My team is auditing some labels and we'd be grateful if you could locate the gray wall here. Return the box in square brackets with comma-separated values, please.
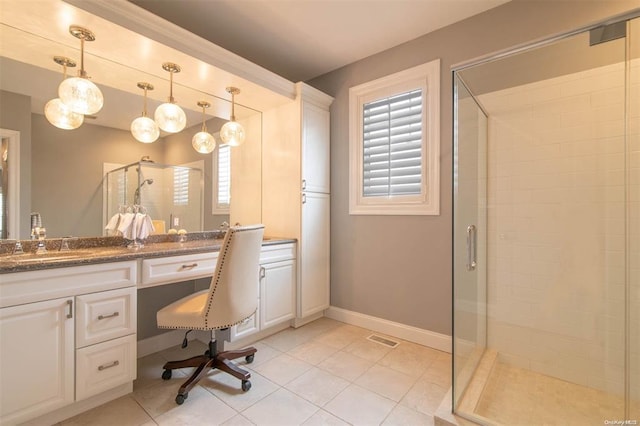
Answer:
[309, 0, 639, 336]
[163, 117, 230, 231]
[31, 113, 165, 238]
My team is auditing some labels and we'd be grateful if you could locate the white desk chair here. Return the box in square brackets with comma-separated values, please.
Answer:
[157, 224, 264, 404]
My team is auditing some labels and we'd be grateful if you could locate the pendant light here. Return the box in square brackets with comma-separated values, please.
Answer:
[58, 26, 104, 115]
[154, 62, 186, 133]
[220, 87, 246, 147]
[131, 82, 160, 143]
[192, 101, 216, 154]
[44, 56, 84, 130]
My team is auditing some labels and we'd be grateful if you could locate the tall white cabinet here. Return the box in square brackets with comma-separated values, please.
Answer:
[263, 82, 333, 322]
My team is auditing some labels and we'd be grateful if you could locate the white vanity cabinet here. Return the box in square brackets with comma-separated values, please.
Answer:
[140, 251, 219, 288]
[263, 83, 333, 323]
[75, 287, 137, 401]
[260, 259, 296, 329]
[231, 242, 296, 340]
[0, 261, 137, 426]
[0, 297, 75, 425]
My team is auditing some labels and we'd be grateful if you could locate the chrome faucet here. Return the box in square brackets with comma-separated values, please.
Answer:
[59, 237, 77, 252]
[34, 227, 47, 254]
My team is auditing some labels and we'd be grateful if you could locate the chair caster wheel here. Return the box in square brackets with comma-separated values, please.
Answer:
[241, 380, 251, 391]
[175, 393, 188, 405]
[245, 354, 255, 364]
[162, 370, 172, 380]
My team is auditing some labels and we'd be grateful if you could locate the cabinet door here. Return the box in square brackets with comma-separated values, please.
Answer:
[260, 260, 296, 329]
[301, 101, 330, 193]
[299, 192, 330, 318]
[230, 308, 260, 341]
[0, 297, 74, 425]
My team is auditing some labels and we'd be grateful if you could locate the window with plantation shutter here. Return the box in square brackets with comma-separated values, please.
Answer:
[212, 143, 231, 213]
[349, 59, 440, 215]
[363, 89, 423, 197]
[173, 167, 189, 206]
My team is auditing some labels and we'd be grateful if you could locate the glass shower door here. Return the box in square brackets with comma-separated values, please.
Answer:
[452, 74, 488, 413]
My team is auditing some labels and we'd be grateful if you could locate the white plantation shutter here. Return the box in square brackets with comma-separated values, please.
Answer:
[217, 144, 231, 208]
[349, 59, 440, 215]
[173, 167, 189, 206]
[362, 89, 423, 197]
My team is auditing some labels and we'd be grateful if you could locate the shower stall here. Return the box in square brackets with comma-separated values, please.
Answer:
[453, 14, 639, 425]
[104, 160, 203, 235]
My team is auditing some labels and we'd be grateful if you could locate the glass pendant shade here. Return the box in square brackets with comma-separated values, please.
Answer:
[44, 98, 84, 130]
[155, 62, 186, 133]
[192, 131, 216, 153]
[59, 26, 104, 115]
[220, 120, 245, 147]
[131, 116, 159, 143]
[58, 76, 104, 115]
[155, 102, 186, 133]
[131, 82, 159, 143]
[220, 87, 245, 146]
[192, 100, 216, 153]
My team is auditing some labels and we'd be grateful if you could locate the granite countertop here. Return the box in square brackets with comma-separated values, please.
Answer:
[0, 232, 295, 274]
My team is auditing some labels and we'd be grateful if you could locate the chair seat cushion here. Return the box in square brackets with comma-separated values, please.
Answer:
[157, 289, 209, 330]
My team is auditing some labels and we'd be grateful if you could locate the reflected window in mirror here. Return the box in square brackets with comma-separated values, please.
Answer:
[173, 167, 190, 206]
[213, 144, 230, 214]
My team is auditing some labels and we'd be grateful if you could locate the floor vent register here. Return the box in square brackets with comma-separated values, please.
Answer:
[366, 334, 400, 348]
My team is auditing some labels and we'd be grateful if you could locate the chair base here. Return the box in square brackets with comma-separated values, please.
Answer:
[161, 338, 257, 404]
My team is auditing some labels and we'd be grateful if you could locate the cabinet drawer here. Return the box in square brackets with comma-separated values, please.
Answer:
[260, 243, 295, 264]
[231, 308, 259, 341]
[0, 261, 137, 308]
[141, 252, 218, 288]
[76, 287, 136, 348]
[76, 334, 136, 401]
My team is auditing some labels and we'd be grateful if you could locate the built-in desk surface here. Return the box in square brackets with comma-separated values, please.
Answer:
[0, 234, 295, 274]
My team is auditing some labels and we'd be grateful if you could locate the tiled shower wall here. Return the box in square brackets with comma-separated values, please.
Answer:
[479, 59, 639, 396]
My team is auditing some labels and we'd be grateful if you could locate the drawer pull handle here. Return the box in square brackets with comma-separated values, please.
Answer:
[98, 312, 120, 320]
[180, 263, 198, 270]
[98, 360, 120, 371]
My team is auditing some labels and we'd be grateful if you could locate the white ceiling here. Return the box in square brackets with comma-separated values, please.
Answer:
[130, 0, 511, 82]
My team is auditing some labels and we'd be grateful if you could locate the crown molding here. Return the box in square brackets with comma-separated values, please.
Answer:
[63, 0, 297, 101]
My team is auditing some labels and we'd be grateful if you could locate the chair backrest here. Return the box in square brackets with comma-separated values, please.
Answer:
[203, 224, 264, 329]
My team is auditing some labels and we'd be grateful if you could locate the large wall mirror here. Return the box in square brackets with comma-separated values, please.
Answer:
[0, 0, 280, 240]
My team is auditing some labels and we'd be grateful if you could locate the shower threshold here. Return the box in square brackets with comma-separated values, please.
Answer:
[439, 350, 635, 426]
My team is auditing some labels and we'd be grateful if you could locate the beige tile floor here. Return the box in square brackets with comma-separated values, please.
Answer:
[59, 318, 451, 426]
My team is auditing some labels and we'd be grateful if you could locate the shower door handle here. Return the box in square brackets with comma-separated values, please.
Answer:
[466, 225, 477, 271]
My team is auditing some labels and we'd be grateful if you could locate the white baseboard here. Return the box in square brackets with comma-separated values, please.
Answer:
[325, 306, 452, 353]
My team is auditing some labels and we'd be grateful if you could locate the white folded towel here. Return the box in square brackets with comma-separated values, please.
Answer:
[139, 214, 155, 239]
[117, 212, 135, 239]
[105, 213, 122, 236]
